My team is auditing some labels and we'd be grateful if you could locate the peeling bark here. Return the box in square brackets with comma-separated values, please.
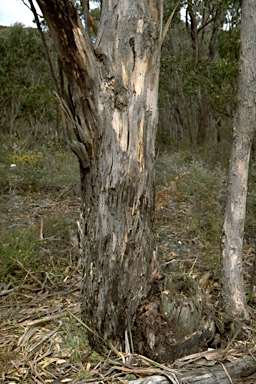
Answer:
[80, 1, 163, 348]
[35, 0, 163, 350]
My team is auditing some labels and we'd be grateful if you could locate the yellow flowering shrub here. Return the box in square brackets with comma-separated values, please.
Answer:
[10, 151, 44, 192]
[11, 152, 43, 166]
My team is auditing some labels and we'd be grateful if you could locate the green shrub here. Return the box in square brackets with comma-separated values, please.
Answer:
[9, 150, 45, 192]
[0, 226, 40, 282]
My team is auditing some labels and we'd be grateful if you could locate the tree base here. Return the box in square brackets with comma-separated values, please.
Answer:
[132, 274, 215, 363]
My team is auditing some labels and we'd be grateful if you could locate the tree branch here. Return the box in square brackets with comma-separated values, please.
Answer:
[160, 5, 178, 47]
[27, 0, 59, 95]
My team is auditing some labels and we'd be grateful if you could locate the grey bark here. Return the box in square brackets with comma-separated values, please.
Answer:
[220, 0, 256, 321]
[35, 0, 163, 350]
[132, 275, 215, 363]
[129, 356, 256, 384]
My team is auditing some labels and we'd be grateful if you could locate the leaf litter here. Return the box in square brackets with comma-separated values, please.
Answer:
[1, 157, 256, 383]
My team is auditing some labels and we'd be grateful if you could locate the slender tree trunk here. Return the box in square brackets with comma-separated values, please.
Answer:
[251, 131, 256, 161]
[35, 0, 163, 350]
[197, 82, 207, 146]
[177, 74, 194, 146]
[220, 0, 256, 321]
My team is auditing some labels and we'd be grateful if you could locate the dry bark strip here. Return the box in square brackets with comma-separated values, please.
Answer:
[129, 356, 256, 384]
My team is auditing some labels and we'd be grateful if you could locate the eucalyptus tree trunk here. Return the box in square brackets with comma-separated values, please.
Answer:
[220, 0, 256, 321]
[35, 0, 163, 350]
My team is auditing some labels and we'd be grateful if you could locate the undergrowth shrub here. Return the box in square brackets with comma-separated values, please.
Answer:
[0, 134, 79, 194]
[156, 150, 227, 262]
[0, 218, 77, 285]
[0, 226, 40, 282]
[9, 151, 45, 192]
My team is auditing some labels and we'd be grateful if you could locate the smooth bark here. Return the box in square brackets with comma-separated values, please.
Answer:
[220, 0, 256, 320]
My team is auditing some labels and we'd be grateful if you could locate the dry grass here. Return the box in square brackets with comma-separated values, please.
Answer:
[1, 267, 256, 384]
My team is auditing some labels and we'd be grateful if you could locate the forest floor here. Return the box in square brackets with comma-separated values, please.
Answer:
[1, 149, 256, 383]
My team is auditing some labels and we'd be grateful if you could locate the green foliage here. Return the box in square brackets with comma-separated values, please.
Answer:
[89, 351, 100, 361]
[0, 226, 40, 281]
[9, 151, 45, 192]
[0, 139, 79, 284]
[163, 0, 184, 24]
[179, 159, 224, 245]
[158, 1, 241, 146]
[156, 149, 227, 259]
[0, 133, 79, 194]
[204, 28, 240, 114]
[63, 318, 90, 369]
[218, 28, 240, 61]
[0, 23, 56, 137]
[0, 217, 76, 284]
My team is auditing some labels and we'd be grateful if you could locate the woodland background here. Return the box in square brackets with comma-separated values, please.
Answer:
[1, 1, 256, 383]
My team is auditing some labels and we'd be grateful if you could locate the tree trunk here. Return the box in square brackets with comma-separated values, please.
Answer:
[197, 82, 207, 146]
[35, 0, 163, 350]
[220, 0, 256, 321]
